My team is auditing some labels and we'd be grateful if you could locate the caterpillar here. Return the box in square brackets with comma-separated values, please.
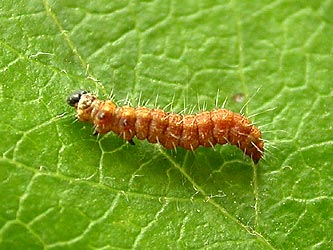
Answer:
[67, 90, 264, 163]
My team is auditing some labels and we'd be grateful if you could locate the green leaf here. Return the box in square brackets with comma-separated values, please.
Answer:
[1, 0, 333, 249]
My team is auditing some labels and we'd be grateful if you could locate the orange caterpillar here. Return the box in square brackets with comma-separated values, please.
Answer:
[67, 90, 264, 163]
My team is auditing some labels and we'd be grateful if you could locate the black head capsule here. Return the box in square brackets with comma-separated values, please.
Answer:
[66, 90, 88, 107]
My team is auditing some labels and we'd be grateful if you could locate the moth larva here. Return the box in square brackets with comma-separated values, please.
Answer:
[67, 90, 264, 163]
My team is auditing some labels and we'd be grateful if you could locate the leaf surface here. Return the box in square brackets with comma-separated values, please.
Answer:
[1, 1, 333, 249]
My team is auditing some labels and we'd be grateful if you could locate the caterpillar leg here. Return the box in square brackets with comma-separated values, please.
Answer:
[128, 139, 135, 145]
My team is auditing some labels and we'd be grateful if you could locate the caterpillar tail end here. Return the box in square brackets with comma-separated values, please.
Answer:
[249, 142, 264, 164]
[252, 155, 261, 164]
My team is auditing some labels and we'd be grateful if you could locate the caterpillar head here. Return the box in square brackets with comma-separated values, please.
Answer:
[66, 90, 89, 107]
[67, 90, 98, 122]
